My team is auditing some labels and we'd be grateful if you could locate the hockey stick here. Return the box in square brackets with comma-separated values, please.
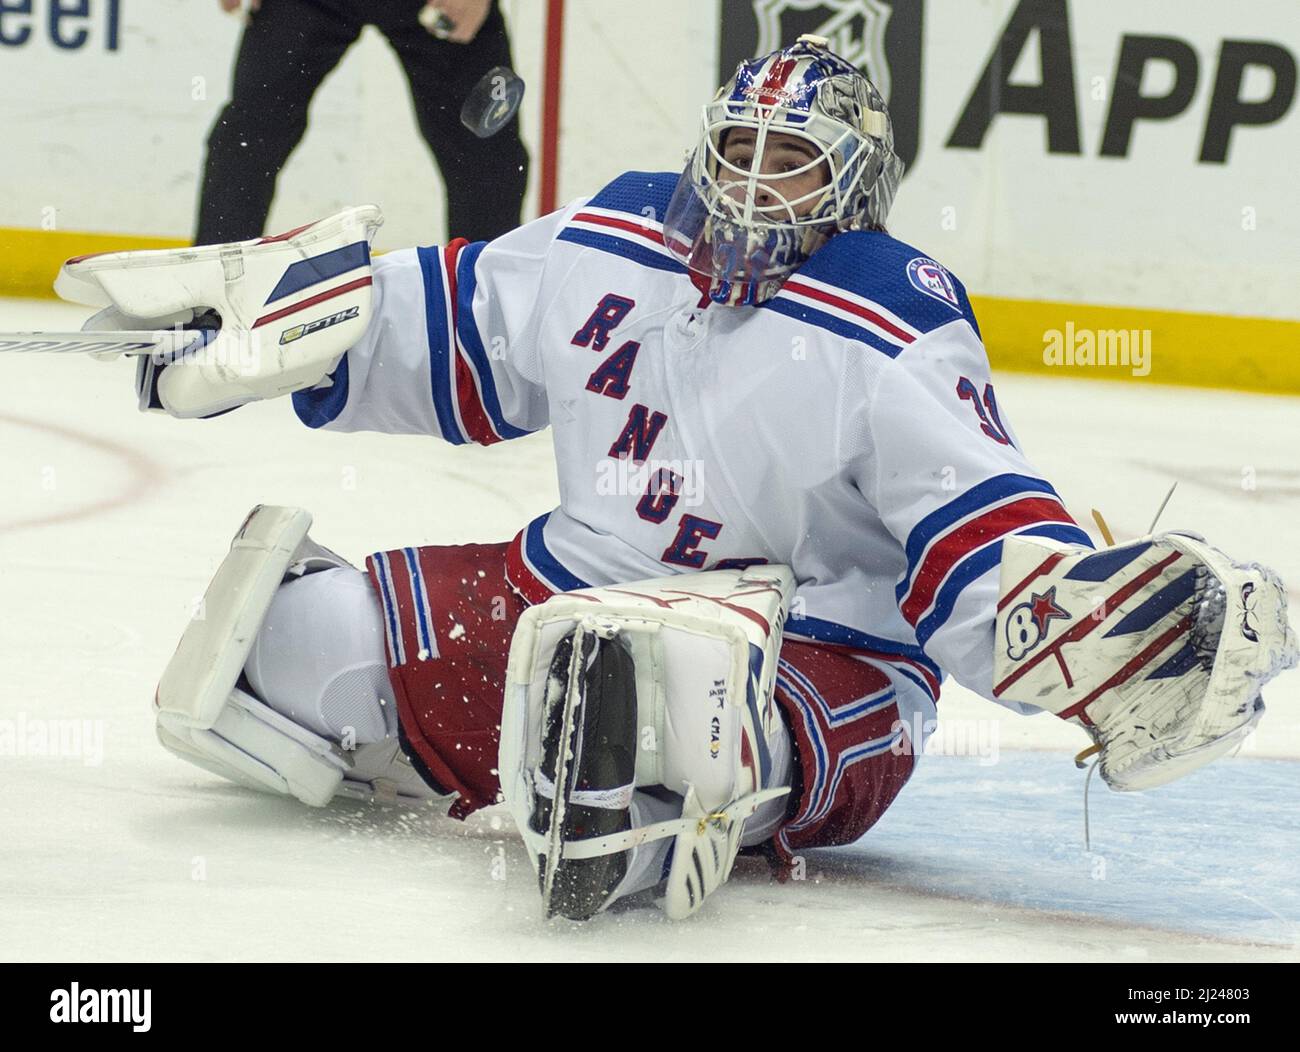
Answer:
[0, 330, 200, 357]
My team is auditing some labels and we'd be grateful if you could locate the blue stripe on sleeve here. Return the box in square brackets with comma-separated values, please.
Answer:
[913, 522, 1093, 646]
[525, 514, 591, 592]
[914, 542, 1004, 647]
[900, 474, 1064, 588]
[455, 242, 535, 441]
[417, 246, 468, 445]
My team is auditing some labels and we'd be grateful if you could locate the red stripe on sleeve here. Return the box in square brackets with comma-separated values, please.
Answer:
[505, 531, 557, 606]
[454, 354, 503, 446]
[901, 497, 1076, 626]
[441, 239, 500, 446]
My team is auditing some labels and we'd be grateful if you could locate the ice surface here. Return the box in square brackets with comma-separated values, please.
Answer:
[1, 297, 1296, 961]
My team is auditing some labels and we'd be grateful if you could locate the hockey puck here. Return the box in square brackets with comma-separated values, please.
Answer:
[460, 66, 525, 138]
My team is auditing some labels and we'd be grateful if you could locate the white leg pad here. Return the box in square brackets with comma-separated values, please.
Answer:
[154, 504, 443, 807]
[159, 687, 348, 806]
[157, 504, 318, 731]
[501, 565, 796, 920]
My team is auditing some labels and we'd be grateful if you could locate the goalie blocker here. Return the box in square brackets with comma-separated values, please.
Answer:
[50, 206, 383, 419]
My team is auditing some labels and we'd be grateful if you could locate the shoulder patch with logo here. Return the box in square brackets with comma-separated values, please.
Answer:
[906, 257, 961, 311]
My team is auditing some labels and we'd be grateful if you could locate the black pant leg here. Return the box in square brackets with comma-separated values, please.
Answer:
[371, 0, 530, 242]
[195, 0, 364, 244]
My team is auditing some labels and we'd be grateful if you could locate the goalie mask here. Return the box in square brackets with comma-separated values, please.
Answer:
[663, 34, 904, 307]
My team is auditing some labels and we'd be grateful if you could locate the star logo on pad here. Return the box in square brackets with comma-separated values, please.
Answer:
[1028, 587, 1071, 635]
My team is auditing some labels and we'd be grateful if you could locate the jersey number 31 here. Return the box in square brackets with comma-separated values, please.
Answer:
[956, 377, 1013, 447]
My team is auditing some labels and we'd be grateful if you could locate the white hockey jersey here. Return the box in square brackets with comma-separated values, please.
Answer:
[293, 171, 1092, 731]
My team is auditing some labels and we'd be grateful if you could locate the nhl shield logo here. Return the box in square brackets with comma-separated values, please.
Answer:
[718, 0, 922, 173]
[756, 0, 894, 100]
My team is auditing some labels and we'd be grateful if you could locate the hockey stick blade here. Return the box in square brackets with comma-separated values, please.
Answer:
[0, 330, 199, 357]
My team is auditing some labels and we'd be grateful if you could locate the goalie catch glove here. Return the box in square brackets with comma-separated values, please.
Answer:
[57, 206, 382, 419]
[993, 530, 1297, 790]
